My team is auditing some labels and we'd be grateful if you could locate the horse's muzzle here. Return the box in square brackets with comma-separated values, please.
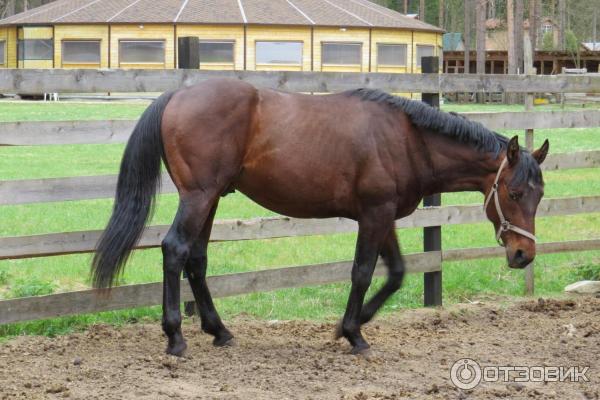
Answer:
[507, 248, 534, 269]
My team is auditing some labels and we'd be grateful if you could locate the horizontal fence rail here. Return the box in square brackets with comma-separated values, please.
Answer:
[0, 252, 441, 324]
[1, 152, 597, 205]
[3, 110, 600, 146]
[2, 195, 599, 260]
[1, 69, 600, 94]
[3, 237, 600, 325]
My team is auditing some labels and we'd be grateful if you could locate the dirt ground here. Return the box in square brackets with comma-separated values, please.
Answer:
[1, 296, 600, 400]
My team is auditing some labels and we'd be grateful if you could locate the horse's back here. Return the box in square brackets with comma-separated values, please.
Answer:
[160, 79, 417, 220]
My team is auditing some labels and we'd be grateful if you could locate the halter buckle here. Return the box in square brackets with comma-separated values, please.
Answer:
[500, 221, 510, 232]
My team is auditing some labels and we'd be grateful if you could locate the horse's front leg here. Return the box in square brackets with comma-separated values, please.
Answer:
[359, 228, 405, 325]
[336, 204, 396, 355]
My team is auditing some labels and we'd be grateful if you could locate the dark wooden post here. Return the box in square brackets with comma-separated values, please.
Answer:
[421, 56, 443, 307]
[178, 36, 199, 317]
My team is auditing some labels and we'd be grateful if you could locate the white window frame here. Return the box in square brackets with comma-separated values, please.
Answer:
[119, 40, 165, 65]
[61, 40, 101, 65]
[376, 43, 407, 67]
[255, 41, 303, 66]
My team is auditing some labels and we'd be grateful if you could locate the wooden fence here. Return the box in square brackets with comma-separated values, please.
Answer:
[1, 69, 600, 325]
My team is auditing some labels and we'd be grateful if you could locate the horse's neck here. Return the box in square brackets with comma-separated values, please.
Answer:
[420, 133, 501, 196]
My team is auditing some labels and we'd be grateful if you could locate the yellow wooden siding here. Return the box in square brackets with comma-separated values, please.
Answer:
[18, 26, 53, 40]
[54, 25, 108, 68]
[177, 24, 244, 70]
[413, 31, 439, 73]
[110, 24, 175, 69]
[246, 26, 311, 71]
[7, 26, 17, 67]
[314, 27, 369, 72]
[371, 29, 412, 73]
[18, 60, 52, 68]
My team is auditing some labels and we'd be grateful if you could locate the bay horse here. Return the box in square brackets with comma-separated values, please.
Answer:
[92, 79, 549, 356]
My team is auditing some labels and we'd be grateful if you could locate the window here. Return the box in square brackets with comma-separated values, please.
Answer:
[377, 43, 407, 66]
[119, 40, 165, 64]
[416, 45, 435, 68]
[542, 23, 553, 34]
[199, 41, 234, 64]
[18, 39, 53, 60]
[62, 40, 101, 64]
[255, 41, 303, 65]
[0, 41, 5, 64]
[322, 42, 362, 65]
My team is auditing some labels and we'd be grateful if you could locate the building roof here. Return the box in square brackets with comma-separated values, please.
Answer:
[0, 0, 443, 32]
[442, 32, 463, 51]
[582, 42, 600, 52]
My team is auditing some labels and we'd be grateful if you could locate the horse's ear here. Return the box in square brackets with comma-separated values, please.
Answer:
[507, 136, 520, 166]
[532, 139, 550, 165]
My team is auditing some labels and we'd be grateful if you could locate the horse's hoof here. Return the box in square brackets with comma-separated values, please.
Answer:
[333, 321, 343, 340]
[213, 332, 235, 347]
[166, 341, 188, 357]
[350, 344, 371, 357]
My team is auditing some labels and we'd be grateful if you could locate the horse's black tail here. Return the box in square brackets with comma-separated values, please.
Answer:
[91, 91, 176, 289]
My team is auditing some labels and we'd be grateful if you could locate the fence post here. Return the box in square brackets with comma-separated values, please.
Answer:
[523, 34, 535, 296]
[422, 56, 443, 307]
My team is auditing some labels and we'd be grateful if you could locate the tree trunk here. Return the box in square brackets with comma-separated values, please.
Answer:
[464, 0, 472, 74]
[515, 0, 524, 73]
[404, 0, 408, 14]
[507, 0, 516, 74]
[535, 0, 542, 49]
[438, 0, 444, 29]
[476, 0, 486, 74]
[557, 0, 566, 51]
[488, 0, 496, 19]
[419, 0, 425, 21]
[476, 0, 486, 102]
[5, 0, 15, 17]
[529, 0, 539, 51]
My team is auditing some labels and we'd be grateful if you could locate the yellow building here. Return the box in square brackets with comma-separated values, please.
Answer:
[0, 0, 442, 75]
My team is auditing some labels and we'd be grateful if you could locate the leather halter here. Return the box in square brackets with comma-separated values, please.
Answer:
[483, 157, 537, 246]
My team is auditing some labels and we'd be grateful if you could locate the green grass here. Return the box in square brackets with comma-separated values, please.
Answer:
[1, 100, 599, 339]
[0, 100, 150, 122]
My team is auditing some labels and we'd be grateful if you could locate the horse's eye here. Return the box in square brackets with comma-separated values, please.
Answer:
[509, 191, 523, 201]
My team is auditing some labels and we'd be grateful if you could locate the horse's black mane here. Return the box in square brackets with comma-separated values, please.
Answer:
[346, 88, 542, 185]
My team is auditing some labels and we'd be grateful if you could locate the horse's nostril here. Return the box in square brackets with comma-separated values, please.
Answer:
[515, 249, 525, 261]
[512, 249, 531, 268]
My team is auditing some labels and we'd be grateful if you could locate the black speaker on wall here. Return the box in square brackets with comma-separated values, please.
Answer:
[178, 36, 199, 69]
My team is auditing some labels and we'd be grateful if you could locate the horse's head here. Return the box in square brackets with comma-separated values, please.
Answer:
[483, 136, 549, 269]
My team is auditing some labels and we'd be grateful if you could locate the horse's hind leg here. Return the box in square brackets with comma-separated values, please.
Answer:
[161, 190, 218, 356]
[359, 228, 405, 325]
[184, 201, 234, 347]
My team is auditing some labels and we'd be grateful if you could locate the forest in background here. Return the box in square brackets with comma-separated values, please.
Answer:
[374, 0, 598, 51]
